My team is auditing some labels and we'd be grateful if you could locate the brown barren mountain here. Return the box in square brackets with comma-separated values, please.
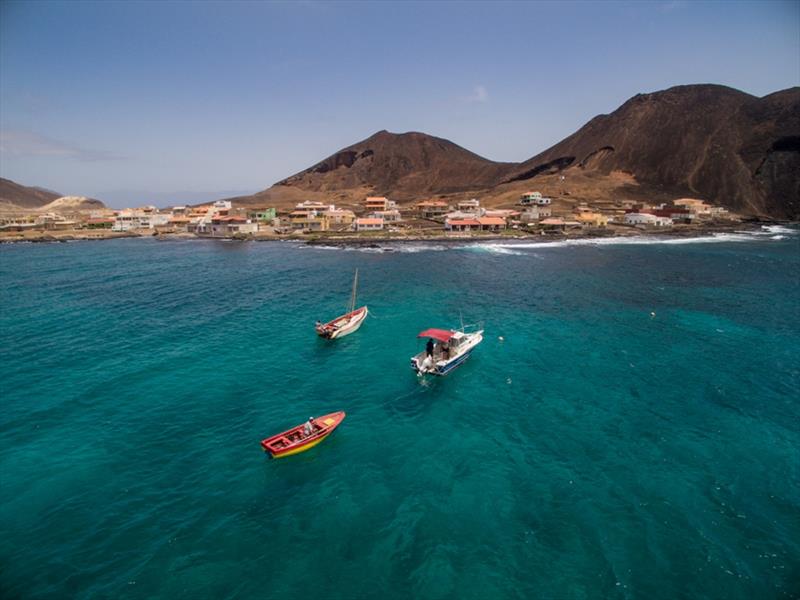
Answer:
[0, 178, 106, 212]
[231, 84, 799, 219]
[0, 177, 61, 210]
[506, 84, 800, 219]
[228, 130, 515, 208]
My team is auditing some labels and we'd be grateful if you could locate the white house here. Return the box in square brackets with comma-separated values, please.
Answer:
[113, 210, 169, 231]
[445, 217, 479, 232]
[208, 215, 258, 236]
[355, 217, 384, 231]
[624, 213, 673, 227]
[520, 192, 552, 206]
[444, 210, 481, 221]
[146, 214, 170, 228]
[370, 209, 402, 222]
[519, 206, 552, 223]
[112, 211, 140, 231]
[457, 199, 481, 213]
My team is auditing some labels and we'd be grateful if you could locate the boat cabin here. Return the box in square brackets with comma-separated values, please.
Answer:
[411, 326, 485, 376]
[415, 329, 467, 361]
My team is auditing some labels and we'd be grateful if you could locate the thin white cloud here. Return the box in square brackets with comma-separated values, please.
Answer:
[464, 84, 489, 103]
[0, 130, 125, 162]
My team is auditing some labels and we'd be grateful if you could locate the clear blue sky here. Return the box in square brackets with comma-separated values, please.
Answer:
[1, 0, 798, 207]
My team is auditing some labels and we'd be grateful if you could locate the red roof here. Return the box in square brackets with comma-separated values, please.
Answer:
[477, 217, 506, 225]
[417, 328, 455, 342]
[447, 219, 480, 226]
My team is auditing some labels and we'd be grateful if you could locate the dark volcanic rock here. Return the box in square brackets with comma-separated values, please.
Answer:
[274, 130, 515, 200]
[508, 84, 800, 219]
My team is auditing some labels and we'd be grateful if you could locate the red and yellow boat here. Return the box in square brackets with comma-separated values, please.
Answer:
[260, 411, 346, 458]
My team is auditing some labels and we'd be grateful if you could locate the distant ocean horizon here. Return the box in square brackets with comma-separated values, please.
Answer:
[1, 226, 798, 599]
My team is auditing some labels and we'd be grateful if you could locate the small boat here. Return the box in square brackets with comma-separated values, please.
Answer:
[260, 411, 346, 458]
[410, 325, 484, 376]
[316, 269, 368, 339]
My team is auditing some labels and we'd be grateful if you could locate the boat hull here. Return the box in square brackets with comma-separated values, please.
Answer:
[316, 306, 368, 339]
[260, 411, 346, 458]
[436, 347, 474, 375]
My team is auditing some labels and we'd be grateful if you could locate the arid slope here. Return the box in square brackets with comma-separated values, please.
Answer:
[231, 85, 799, 218]
[507, 85, 800, 218]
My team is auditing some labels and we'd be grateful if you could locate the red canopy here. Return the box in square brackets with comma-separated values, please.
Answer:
[417, 328, 455, 342]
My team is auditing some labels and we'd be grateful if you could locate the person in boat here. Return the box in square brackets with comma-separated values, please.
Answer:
[303, 417, 316, 437]
[441, 343, 449, 360]
[426, 338, 434, 358]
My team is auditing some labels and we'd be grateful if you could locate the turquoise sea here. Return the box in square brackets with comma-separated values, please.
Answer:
[1, 228, 798, 599]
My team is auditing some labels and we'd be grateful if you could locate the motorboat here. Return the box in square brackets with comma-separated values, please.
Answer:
[410, 325, 483, 376]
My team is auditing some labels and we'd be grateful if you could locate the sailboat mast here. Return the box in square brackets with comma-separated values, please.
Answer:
[350, 269, 358, 313]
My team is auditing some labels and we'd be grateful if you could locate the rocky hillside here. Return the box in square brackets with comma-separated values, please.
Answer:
[230, 130, 515, 207]
[0, 177, 61, 209]
[507, 84, 800, 219]
[0, 178, 106, 212]
[231, 84, 799, 219]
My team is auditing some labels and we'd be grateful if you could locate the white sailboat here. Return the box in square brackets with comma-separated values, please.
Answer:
[315, 269, 368, 339]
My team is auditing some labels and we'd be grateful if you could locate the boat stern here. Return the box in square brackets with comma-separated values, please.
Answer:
[410, 353, 436, 375]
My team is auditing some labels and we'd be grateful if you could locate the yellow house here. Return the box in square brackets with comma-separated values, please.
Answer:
[290, 209, 329, 231]
[325, 208, 356, 227]
[674, 198, 712, 215]
[573, 208, 608, 228]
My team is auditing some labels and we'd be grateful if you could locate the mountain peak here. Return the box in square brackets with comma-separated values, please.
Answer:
[0, 177, 62, 209]
[230, 84, 798, 218]
[272, 129, 512, 200]
[509, 84, 799, 218]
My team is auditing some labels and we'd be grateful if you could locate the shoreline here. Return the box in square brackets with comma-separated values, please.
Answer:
[301, 224, 741, 247]
[1, 220, 794, 247]
[0, 231, 143, 244]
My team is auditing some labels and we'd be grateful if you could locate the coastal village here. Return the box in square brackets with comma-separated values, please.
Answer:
[0, 192, 741, 243]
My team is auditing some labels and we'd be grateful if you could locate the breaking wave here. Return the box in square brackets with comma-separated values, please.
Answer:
[467, 226, 797, 254]
[308, 242, 451, 253]
[304, 225, 797, 254]
[761, 225, 797, 235]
